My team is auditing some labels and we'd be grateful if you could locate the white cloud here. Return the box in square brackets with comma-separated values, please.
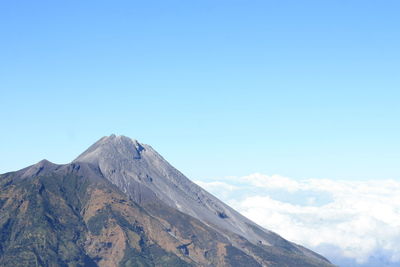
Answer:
[241, 173, 303, 192]
[196, 174, 400, 267]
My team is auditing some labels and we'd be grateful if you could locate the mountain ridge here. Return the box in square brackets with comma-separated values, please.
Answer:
[0, 135, 336, 267]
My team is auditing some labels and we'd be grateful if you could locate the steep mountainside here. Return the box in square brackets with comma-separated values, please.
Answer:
[0, 135, 336, 267]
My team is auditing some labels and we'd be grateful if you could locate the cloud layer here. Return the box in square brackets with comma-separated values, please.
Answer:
[195, 174, 400, 267]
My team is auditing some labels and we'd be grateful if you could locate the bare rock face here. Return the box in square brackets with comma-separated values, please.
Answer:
[0, 135, 337, 267]
[74, 135, 270, 242]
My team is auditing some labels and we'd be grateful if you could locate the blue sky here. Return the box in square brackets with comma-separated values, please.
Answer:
[2, 2, 400, 266]
[1, 0, 399, 181]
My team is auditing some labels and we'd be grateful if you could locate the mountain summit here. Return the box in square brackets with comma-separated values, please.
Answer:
[0, 135, 336, 267]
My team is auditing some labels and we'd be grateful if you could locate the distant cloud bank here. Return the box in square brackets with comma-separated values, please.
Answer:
[196, 174, 400, 267]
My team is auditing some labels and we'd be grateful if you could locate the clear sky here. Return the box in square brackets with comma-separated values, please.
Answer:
[1, 0, 399, 181]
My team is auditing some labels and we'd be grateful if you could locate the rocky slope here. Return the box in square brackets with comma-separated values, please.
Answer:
[0, 135, 336, 267]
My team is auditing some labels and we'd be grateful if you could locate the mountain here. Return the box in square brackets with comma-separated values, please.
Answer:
[0, 135, 336, 267]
